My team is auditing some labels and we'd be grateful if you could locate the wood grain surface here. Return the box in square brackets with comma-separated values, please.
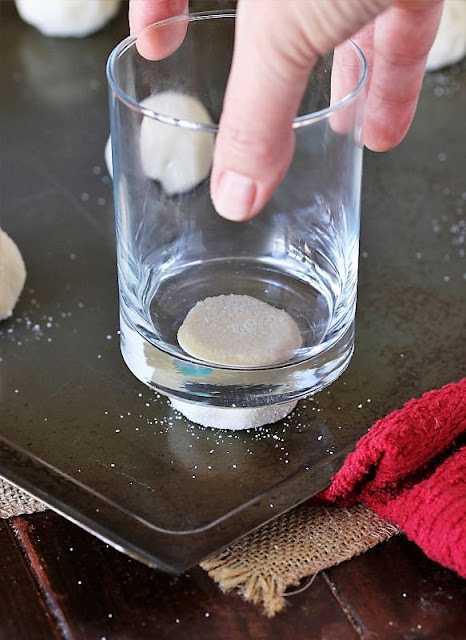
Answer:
[0, 511, 463, 639]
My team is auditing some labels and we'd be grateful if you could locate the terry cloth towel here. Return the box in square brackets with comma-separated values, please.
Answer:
[317, 377, 466, 578]
[203, 379, 465, 616]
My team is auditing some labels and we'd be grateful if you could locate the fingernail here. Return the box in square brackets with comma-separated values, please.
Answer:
[212, 170, 256, 221]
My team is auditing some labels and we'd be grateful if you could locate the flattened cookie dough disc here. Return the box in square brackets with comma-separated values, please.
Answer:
[0, 229, 27, 321]
[172, 294, 302, 430]
[177, 294, 302, 366]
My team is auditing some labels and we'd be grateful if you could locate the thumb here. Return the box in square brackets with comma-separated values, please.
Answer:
[211, 0, 393, 222]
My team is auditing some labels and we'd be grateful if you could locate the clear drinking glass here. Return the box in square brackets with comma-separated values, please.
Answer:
[107, 11, 367, 408]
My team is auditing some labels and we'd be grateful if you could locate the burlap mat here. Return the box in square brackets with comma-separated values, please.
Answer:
[0, 478, 397, 616]
[201, 503, 398, 616]
[0, 478, 48, 518]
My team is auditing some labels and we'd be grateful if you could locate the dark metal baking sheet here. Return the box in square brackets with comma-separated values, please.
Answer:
[1, 3, 465, 572]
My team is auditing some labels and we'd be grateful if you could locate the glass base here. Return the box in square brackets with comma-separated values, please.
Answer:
[119, 303, 355, 408]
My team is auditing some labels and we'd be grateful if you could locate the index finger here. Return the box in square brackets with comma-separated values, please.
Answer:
[129, 0, 189, 59]
[364, 0, 443, 151]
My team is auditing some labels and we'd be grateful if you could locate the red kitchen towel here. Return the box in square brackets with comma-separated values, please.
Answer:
[317, 378, 466, 577]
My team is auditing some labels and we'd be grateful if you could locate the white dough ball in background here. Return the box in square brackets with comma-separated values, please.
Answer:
[0, 229, 27, 321]
[139, 92, 215, 195]
[15, 0, 121, 38]
[426, 0, 466, 71]
[105, 135, 113, 178]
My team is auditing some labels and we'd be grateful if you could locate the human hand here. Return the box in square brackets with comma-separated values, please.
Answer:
[129, 0, 443, 221]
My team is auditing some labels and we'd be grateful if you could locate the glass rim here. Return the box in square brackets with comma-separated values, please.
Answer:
[106, 10, 368, 132]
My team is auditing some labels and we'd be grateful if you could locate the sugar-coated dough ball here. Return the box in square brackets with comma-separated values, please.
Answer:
[177, 294, 302, 366]
[426, 0, 466, 71]
[0, 229, 27, 321]
[15, 0, 120, 38]
[140, 92, 215, 195]
[170, 397, 298, 431]
[105, 135, 113, 178]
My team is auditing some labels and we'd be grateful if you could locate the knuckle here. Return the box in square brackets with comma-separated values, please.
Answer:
[219, 119, 278, 164]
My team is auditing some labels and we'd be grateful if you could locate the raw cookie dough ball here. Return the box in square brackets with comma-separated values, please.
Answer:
[0, 229, 27, 321]
[177, 294, 302, 366]
[140, 92, 215, 195]
[172, 294, 302, 430]
[426, 0, 466, 71]
[105, 135, 113, 178]
[15, 0, 120, 38]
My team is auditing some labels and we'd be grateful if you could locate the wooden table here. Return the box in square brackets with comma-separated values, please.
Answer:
[1, 510, 465, 639]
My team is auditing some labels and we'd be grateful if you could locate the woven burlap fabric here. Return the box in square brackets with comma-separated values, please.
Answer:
[0, 478, 396, 616]
[201, 503, 398, 616]
[0, 478, 48, 518]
